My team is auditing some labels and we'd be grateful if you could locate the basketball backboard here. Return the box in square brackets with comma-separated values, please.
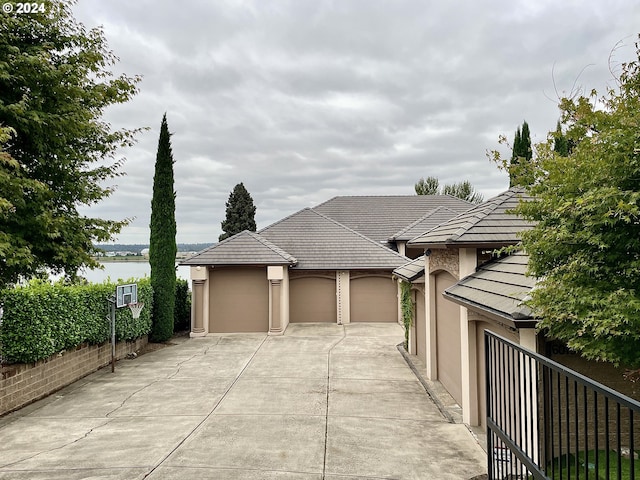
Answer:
[116, 283, 138, 308]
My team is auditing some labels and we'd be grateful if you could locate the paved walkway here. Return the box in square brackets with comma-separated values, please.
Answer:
[0, 323, 486, 479]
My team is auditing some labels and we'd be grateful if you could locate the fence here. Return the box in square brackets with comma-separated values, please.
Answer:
[485, 330, 640, 479]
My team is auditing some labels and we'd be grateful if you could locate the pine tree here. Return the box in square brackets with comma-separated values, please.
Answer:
[149, 114, 177, 342]
[219, 182, 257, 241]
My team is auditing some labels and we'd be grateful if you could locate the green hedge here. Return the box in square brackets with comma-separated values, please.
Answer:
[0, 278, 153, 364]
[174, 278, 191, 332]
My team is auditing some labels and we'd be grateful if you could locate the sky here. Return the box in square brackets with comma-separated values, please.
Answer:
[71, 0, 640, 244]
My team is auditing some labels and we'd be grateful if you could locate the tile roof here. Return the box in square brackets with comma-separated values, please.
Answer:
[407, 187, 533, 247]
[390, 206, 459, 241]
[392, 256, 426, 282]
[259, 208, 409, 270]
[313, 195, 472, 245]
[443, 251, 536, 324]
[181, 230, 297, 266]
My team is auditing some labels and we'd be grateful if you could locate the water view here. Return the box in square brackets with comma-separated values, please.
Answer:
[62, 262, 191, 285]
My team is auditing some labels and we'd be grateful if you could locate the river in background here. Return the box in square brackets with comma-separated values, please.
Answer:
[65, 262, 191, 285]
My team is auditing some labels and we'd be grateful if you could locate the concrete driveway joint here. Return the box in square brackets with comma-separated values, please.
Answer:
[0, 323, 486, 479]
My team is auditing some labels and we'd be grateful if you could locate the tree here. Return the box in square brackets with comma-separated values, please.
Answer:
[149, 114, 177, 342]
[414, 176, 483, 203]
[509, 121, 533, 186]
[414, 176, 440, 195]
[515, 40, 640, 368]
[0, 2, 141, 286]
[219, 182, 257, 241]
[552, 121, 570, 157]
[0, 126, 46, 284]
[442, 180, 484, 204]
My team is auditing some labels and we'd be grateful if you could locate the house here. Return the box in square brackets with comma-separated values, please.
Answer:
[393, 186, 534, 426]
[444, 250, 640, 408]
[182, 195, 471, 335]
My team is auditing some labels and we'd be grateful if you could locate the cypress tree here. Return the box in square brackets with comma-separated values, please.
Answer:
[219, 182, 257, 241]
[553, 121, 570, 157]
[149, 114, 177, 342]
[510, 121, 532, 187]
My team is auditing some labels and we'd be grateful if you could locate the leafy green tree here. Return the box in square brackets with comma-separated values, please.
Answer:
[510, 121, 533, 186]
[442, 180, 484, 204]
[515, 41, 640, 368]
[0, 2, 141, 286]
[415, 176, 483, 203]
[219, 182, 257, 241]
[414, 176, 440, 195]
[0, 127, 43, 284]
[149, 114, 177, 342]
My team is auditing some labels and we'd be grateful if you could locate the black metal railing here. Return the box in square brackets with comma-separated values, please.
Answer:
[485, 330, 640, 480]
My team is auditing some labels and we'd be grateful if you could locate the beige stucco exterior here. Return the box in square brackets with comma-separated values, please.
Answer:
[190, 265, 399, 333]
[412, 246, 520, 427]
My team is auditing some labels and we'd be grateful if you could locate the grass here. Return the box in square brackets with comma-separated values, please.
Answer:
[546, 450, 638, 480]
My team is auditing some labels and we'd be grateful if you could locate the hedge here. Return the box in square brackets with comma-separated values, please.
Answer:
[174, 278, 191, 332]
[0, 278, 153, 364]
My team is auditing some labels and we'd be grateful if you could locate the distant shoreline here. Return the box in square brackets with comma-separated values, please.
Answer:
[93, 256, 148, 263]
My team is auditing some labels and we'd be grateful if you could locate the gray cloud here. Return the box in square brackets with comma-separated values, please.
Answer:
[73, 0, 640, 243]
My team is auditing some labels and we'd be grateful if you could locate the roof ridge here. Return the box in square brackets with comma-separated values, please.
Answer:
[449, 197, 503, 241]
[258, 207, 314, 234]
[425, 189, 518, 242]
[308, 208, 409, 260]
[245, 231, 297, 263]
[390, 206, 455, 240]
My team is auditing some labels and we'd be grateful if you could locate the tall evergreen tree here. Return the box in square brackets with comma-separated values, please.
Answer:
[509, 120, 533, 186]
[219, 182, 257, 241]
[149, 114, 177, 342]
[553, 121, 570, 157]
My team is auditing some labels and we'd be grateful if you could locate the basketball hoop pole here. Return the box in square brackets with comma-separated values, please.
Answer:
[107, 294, 116, 373]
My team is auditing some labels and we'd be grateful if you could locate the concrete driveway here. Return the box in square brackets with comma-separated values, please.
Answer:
[0, 323, 486, 479]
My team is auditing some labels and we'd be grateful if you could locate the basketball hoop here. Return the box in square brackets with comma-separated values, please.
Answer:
[127, 302, 144, 319]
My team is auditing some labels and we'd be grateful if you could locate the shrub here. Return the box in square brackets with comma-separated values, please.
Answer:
[174, 278, 191, 332]
[0, 278, 153, 364]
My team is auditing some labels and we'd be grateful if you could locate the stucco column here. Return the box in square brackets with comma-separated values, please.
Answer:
[270, 280, 282, 333]
[459, 247, 477, 425]
[336, 271, 350, 324]
[519, 328, 540, 464]
[268, 266, 285, 335]
[424, 254, 437, 379]
[191, 279, 206, 335]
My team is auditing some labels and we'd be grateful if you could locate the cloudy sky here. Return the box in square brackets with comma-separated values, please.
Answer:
[72, 0, 640, 244]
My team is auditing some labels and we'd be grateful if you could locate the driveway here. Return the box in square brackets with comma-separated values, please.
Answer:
[0, 323, 486, 479]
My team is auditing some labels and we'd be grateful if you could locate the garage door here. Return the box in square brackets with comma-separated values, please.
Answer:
[290, 276, 336, 323]
[350, 275, 398, 322]
[435, 271, 462, 405]
[209, 267, 269, 333]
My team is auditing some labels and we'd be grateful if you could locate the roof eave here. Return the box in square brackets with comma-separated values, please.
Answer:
[408, 239, 522, 249]
[443, 291, 537, 329]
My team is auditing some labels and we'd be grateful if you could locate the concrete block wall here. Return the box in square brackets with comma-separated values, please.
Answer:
[0, 336, 147, 416]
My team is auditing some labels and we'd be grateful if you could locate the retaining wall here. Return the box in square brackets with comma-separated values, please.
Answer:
[0, 336, 147, 416]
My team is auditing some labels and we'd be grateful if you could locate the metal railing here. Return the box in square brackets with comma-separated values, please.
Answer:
[485, 330, 640, 479]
